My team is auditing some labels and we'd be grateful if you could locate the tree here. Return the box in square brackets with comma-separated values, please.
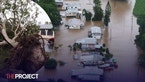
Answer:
[32, 0, 38, 3]
[137, 16, 145, 35]
[135, 16, 145, 50]
[8, 34, 46, 73]
[38, 0, 62, 27]
[0, 0, 39, 47]
[0, 0, 47, 75]
[93, 0, 101, 6]
[92, 0, 103, 21]
[83, 9, 92, 21]
[104, 1, 111, 27]
[138, 53, 145, 67]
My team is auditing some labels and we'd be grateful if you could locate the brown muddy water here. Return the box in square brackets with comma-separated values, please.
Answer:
[37, 0, 145, 82]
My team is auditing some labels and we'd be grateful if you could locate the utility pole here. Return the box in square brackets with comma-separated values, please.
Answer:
[131, 15, 133, 35]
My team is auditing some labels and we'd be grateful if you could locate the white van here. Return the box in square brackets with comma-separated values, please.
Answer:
[88, 26, 102, 39]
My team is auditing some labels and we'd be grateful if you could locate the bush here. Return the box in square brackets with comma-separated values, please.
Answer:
[103, 43, 106, 47]
[138, 54, 145, 67]
[103, 53, 113, 61]
[92, 6, 103, 21]
[92, 0, 103, 21]
[83, 9, 92, 21]
[45, 58, 57, 69]
[106, 48, 110, 54]
[100, 46, 105, 52]
[58, 60, 65, 66]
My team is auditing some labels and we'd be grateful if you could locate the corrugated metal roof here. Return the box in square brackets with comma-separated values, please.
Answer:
[90, 26, 102, 34]
[39, 24, 53, 29]
[76, 38, 97, 44]
[66, 18, 84, 26]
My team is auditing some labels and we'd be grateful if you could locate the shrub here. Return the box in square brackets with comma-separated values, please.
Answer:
[92, 6, 103, 21]
[106, 48, 110, 54]
[45, 58, 57, 69]
[100, 46, 105, 52]
[58, 60, 66, 66]
[83, 9, 92, 21]
[92, 0, 103, 21]
[103, 43, 106, 47]
[138, 54, 145, 67]
[103, 53, 113, 61]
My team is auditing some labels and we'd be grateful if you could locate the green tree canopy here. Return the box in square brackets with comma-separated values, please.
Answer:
[135, 16, 145, 50]
[92, 0, 103, 21]
[83, 9, 92, 21]
[0, 0, 39, 47]
[38, 0, 62, 27]
[104, 1, 111, 26]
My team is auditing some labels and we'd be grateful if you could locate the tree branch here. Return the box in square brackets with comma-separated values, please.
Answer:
[0, 40, 7, 45]
[14, 19, 21, 35]
[1, 26, 17, 47]
[12, 28, 25, 40]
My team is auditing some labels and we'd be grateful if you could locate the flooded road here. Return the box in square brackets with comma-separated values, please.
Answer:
[37, 0, 145, 82]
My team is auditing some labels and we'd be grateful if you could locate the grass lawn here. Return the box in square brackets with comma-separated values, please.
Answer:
[133, 0, 145, 16]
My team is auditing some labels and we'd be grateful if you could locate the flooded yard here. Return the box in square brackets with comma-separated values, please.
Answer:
[37, 0, 145, 82]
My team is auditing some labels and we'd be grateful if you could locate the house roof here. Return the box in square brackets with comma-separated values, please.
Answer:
[90, 26, 102, 34]
[39, 24, 53, 29]
[76, 38, 97, 44]
[63, 2, 81, 10]
[66, 18, 84, 26]
[55, 0, 63, 3]
[65, 8, 79, 13]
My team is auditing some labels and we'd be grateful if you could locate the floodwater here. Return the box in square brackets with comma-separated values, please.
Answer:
[37, 0, 145, 82]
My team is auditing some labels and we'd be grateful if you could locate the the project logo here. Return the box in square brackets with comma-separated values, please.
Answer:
[6, 73, 39, 79]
